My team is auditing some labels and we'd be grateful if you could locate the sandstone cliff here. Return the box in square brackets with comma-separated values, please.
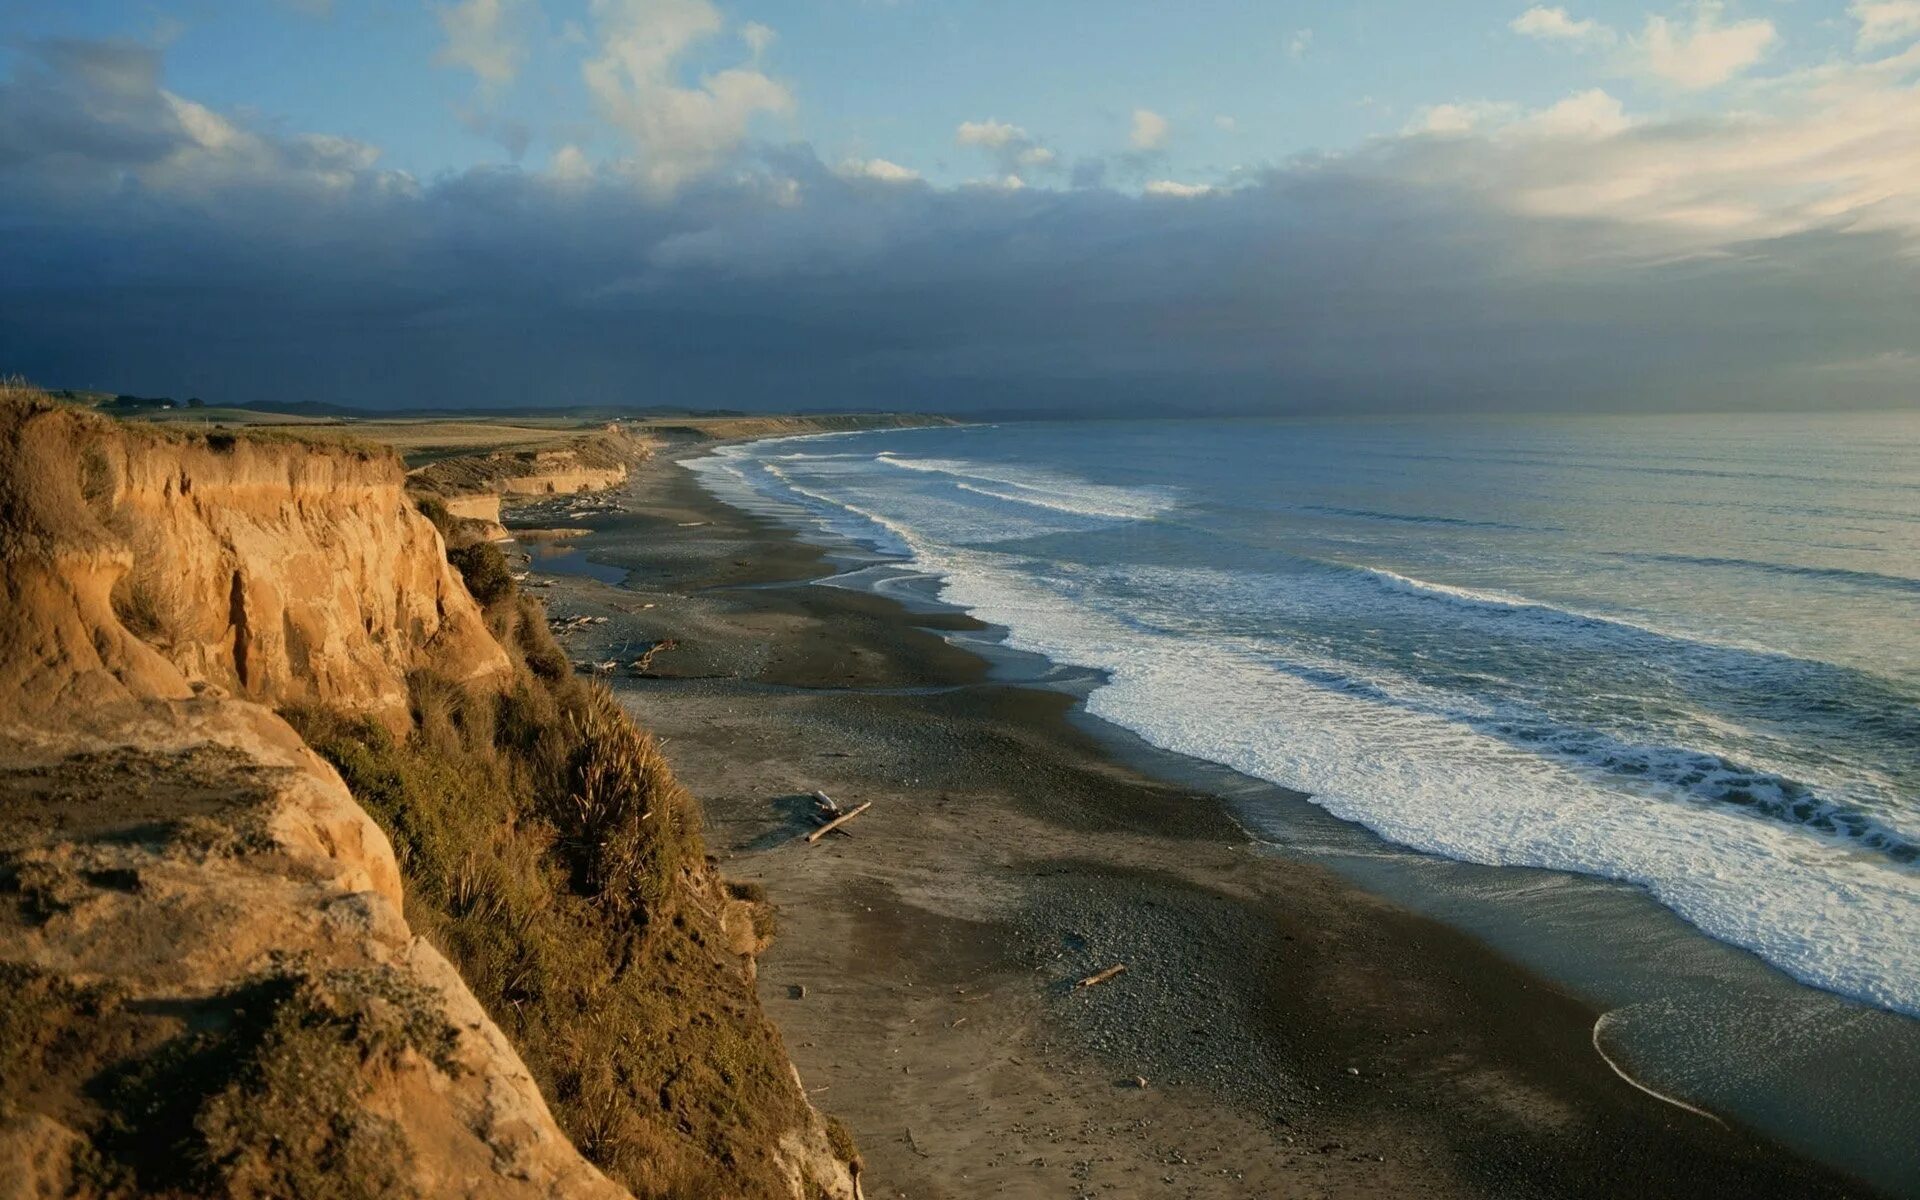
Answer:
[0, 392, 857, 1199]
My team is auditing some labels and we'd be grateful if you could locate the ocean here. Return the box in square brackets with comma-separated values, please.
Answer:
[688, 412, 1920, 1019]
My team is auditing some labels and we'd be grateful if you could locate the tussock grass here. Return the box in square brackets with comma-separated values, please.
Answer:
[286, 536, 819, 1198]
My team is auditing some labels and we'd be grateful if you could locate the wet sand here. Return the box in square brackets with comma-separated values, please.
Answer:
[522, 454, 1881, 1199]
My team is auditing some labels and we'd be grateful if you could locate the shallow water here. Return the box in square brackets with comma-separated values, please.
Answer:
[690, 413, 1920, 1019]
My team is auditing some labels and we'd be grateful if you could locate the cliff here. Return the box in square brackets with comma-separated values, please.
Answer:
[0, 391, 857, 1199]
[409, 428, 649, 503]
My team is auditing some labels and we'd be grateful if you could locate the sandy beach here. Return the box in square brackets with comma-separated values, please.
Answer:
[522, 450, 1879, 1200]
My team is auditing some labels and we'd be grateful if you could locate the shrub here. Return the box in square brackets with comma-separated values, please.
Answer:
[448, 542, 514, 607]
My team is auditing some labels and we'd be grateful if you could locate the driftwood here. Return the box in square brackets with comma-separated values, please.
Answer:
[805, 801, 872, 843]
[808, 790, 857, 839]
[1076, 964, 1127, 989]
[630, 638, 678, 674]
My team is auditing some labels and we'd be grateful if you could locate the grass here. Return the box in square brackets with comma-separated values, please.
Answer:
[283, 514, 821, 1198]
[96, 968, 457, 1199]
[0, 961, 456, 1199]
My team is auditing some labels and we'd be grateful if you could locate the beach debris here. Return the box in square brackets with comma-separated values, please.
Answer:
[806, 790, 859, 840]
[1076, 964, 1128, 989]
[1131, 1075, 1149, 1089]
[806, 800, 873, 843]
[789, 984, 807, 1000]
[630, 638, 678, 675]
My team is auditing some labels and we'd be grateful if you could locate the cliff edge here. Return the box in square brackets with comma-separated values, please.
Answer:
[0, 391, 857, 1199]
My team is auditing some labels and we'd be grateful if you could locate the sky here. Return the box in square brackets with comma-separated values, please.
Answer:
[0, 0, 1916, 413]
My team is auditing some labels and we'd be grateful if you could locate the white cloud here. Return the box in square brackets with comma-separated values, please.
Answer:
[1130, 108, 1170, 151]
[1518, 87, 1630, 138]
[839, 156, 920, 183]
[1214, 114, 1238, 132]
[548, 143, 594, 182]
[1410, 100, 1521, 135]
[742, 21, 775, 59]
[582, 0, 794, 195]
[1634, 3, 1777, 89]
[1288, 28, 1314, 59]
[1510, 6, 1612, 43]
[956, 119, 1057, 172]
[1143, 179, 1211, 197]
[1381, 49, 1920, 255]
[434, 0, 527, 87]
[956, 119, 1020, 148]
[1851, 1, 1920, 49]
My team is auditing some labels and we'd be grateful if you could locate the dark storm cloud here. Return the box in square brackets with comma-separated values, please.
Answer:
[0, 38, 1913, 413]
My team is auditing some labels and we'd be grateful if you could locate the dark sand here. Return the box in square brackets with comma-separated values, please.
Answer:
[521, 455, 1882, 1200]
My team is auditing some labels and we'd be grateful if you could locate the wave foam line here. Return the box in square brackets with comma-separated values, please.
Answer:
[876, 453, 1179, 521]
[1591, 1012, 1727, 1127]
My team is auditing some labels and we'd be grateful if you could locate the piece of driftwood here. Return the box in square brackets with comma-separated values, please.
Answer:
[1076, 963, 1127, 989]
[808, 791, 858, 839]
[806, 801, 872, 843]
[630, 638, 678, 674]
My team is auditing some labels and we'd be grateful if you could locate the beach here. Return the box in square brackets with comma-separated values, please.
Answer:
[523, 448, 1880, 1200]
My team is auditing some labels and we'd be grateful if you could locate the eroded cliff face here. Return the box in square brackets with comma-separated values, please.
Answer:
[0, 396, 856, 1199]
[408, 431, 648, 509]
[0, 402, 508, 730]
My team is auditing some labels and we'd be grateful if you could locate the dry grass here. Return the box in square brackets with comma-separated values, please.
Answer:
[285, 532, 825, 1199]
[0, 961, 456, 1199]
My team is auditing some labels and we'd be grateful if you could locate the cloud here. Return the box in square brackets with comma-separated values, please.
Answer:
[458, 104, 533, 160]
[741, 21, 776, 59]
[1379, 48, 1920, 253]
[1410, 100, 1522, 135]
[1634, 2, 1777, 89]
[547, 143, 595, 182]
[1851, 1, 1920, 49]
[954, 119, 1021, 148]
[1214, 115, 1238, 132]
[1510, 6, 1612, 43]
[3, 36, 1918, 417]
[1129, 108, 1169, 151]
[434, 0, 528, 87]
[1520, 87, 1630, 138]
[955, 118, 1057, 173]
[1142, 179, 1211, 197]
[582, 0, 793, 195]
[1288, 28, 1314, 59]
[838, 156, 920, 183]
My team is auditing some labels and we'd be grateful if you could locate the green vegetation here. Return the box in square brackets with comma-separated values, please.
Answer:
[285, 515, 815, 1199]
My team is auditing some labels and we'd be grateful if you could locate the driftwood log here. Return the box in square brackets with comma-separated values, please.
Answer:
[1076, 964, 1127, 989]
[806, 801, 872, 843]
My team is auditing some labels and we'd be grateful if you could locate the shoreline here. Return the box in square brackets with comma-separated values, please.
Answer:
[518, 447, 1888, 1198]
